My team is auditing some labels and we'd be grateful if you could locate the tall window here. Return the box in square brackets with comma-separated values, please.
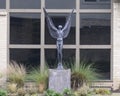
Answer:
[79, 0, 111, 80]
[1, 0, 111, 80]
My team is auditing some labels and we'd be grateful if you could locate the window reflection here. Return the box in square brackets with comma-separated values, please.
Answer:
[45, 13, 76, 44]
[80, 0, 111, 9]
[80, 13, 111, 45]
[10, 49, 40, 71]
[10, 13, 41, 44]
[46, 0, 75, 9]
[10, 0, 41, 9]
[80, 49, 110, 80]
[45, 49, 75, 68]
[0, 0, 6, 9]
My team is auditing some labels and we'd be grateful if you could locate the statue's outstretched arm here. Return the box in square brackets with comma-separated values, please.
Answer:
[62, 9, 74, 38]
[43, 8, 58, 39]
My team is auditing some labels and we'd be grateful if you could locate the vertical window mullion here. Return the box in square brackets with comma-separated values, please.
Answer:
[40, 0, 45, 72]
[76, 0, 80, 68]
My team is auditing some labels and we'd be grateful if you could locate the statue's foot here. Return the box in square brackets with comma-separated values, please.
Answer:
[57, 63, 64, 70]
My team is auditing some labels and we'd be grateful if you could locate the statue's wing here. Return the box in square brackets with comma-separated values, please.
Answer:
[43, 8, 58, 39]
[62, 9, 74, 38]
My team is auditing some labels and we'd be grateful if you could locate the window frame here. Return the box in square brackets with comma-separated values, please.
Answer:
[83, 0, 110, 4]
[0, 0, 112, 81]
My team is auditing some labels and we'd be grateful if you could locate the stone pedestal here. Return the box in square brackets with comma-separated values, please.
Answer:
[49, 69, 71, 93]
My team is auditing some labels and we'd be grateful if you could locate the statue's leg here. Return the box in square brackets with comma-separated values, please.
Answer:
[57, 41, 60, 64]
[59, 42, 63, 64]
[57, 42, 59, 63]
[58, 44, 62, 64]
[56, 40, 63, 69]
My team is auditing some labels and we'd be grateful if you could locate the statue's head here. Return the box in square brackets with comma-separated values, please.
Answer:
[58, 25, 62, 30]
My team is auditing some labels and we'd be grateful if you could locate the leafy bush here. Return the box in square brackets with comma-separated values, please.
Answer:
[0, 89, 7, 96]
[45, 89, 76, 96]
[71, 61, 100, 90]
[63, 88, 75, 96]
[45, 89, 62, 96]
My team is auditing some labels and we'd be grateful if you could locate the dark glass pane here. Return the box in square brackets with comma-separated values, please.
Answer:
[45, 13, 76, 44]
[45, 49, 75, 68]
[10, 49, 40, 71]
[10, 13, 40, 44]
[80, 49, 110, 80]
[80, 0, 111, 9]
[46, 0, 75, 9]
[85, 0, 96, 1]
[80, 14, 111, 45]
[0, 0, 6, 9]
[10, 0, 41, 9]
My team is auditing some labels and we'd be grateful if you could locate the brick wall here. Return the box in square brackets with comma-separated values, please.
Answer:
[0, 12, 7, 84]
[113, 0, 120, 90]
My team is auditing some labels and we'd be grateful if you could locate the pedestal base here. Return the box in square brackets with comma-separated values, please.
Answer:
[49, 69, 71, 93]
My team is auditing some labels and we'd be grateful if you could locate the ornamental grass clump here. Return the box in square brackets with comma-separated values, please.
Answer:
[71, 61, 100, 90]
[28, 68, 48, 84]
[28, 65, 48, 93]
[7, 61, 26, 88]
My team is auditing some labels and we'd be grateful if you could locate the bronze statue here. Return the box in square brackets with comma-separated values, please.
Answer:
[43, 8, 74, 69]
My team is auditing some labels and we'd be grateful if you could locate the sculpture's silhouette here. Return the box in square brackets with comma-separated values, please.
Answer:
[43, 8, 74, 69]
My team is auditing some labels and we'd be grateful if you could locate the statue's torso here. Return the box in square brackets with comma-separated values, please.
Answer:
[57, 30, 63, 41]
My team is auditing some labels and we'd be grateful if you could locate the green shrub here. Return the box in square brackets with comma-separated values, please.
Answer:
[63, 88, 75, 96]
[0, 89, 7, 96]
[45, 89, 62, 96]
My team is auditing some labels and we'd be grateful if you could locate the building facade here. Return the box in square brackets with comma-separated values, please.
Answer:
[0, 0, 120, 89]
